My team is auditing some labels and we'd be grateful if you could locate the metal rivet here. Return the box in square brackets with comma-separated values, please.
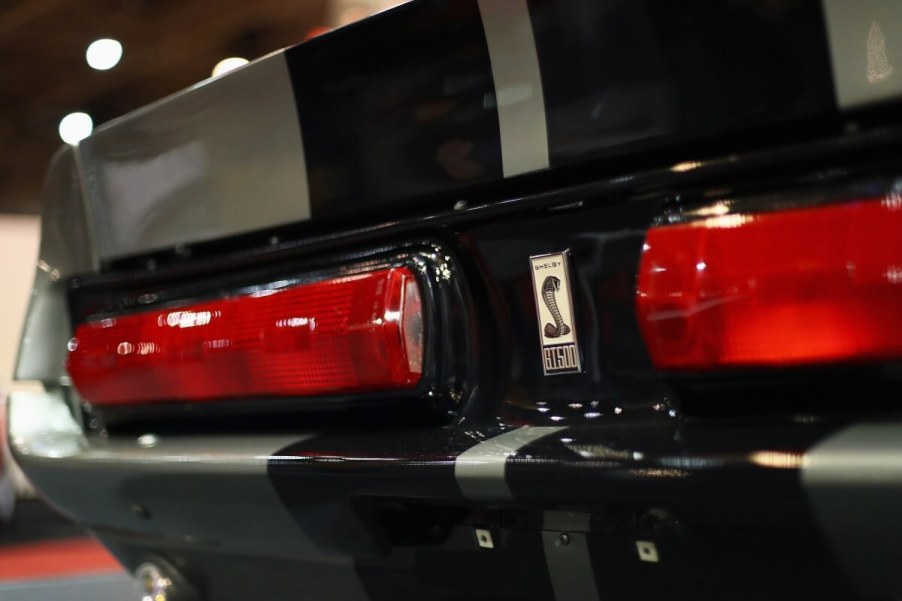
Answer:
[636, 540, 660, 563]
[475, 528, 494, 549]
[137, 434, 159, 448]
[558, 533, 570, 546]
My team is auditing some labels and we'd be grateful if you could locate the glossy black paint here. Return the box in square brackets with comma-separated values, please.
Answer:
[528, 0, 836, 167]
[285, 0, 502, 217]
[457, 198, 673, 426]
[270, 427, 499, 555]
[262, 418, 859, 600]
[271, 0, 839, 234]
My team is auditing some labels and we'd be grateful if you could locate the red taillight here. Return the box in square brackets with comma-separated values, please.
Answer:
[636, 197, 902, 371]
[68, 267, 424, 405]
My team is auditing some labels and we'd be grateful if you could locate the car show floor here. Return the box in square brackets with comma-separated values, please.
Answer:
[0, 499, 134, 600]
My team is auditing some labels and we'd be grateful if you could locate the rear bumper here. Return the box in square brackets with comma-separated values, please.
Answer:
[11, 389, 902, 600]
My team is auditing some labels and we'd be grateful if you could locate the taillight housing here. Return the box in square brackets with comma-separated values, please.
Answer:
[68, 267, 425, 405]
[636, 196, 902, 371]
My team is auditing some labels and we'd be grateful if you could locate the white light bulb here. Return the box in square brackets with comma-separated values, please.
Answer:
[86, 39, 123, 70]
[212, 57, 249, 77]
[59, 112, 93, 145]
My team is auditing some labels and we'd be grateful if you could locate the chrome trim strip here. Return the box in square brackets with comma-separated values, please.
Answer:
[478, 0, 550, 177]
[79, 51, 311, 260]
[455, 426, 565, 500]
[822, 0, 902, 109]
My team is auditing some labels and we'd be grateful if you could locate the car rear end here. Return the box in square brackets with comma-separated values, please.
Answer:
[10, 1, 902, 599]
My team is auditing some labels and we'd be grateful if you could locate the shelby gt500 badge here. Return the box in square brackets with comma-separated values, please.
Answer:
[530, 251, 582, 375]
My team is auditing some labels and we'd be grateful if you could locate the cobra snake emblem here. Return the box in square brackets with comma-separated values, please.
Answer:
[541, 276, 571, 338]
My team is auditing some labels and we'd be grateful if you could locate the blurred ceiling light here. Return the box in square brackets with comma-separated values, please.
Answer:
[86, 38, 123, 70]
[59, 112, 93, 145]
[212, 57, 249, 77]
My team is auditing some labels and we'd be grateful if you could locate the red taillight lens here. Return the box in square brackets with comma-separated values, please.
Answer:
[636, 197, 902, 371]
[68, 267, 424, 405]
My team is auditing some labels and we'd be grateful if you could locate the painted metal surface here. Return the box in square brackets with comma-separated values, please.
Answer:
[804, 423, 902, 597]
[284, 0, 502, 220]
[822, 0, 902, 108]
[20, 113, 902, 600]
[455, 426, 565, 499]
[15, 147, 94, 384]
[0, 574, 137, 601]
[35, 0, 855, 267]
[13, 1, 902, 599]
[80, 52, 310, 261]
[478, 0, 549, 177]
[7, 391, 347, 564]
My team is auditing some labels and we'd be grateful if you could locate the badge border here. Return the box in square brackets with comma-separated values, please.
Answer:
[529, 249, 582, 376]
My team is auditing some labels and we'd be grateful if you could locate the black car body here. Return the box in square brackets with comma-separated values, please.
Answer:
[10, 1, 902, 599]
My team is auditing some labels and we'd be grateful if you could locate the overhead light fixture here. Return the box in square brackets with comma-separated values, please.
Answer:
[86, 39, 123, 71]
[58, 112, 93, 145]
[212, 57, 249, 77]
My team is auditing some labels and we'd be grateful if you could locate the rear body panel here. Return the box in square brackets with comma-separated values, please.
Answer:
[12, 1, 902, 599]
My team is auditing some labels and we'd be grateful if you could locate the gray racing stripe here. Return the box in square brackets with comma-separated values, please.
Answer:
[477, 0, 550, 177]
[803, 422, 902, 597]
[822, 0, 902, 109]
[79, 51, 311, 261]
[455, 426, 565, 500]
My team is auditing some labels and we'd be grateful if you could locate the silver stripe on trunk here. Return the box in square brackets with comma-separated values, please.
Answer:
[478, 0, 550, 177]
[79, 51, 311, 260]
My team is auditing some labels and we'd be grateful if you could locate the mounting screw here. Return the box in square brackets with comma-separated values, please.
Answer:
[474, 528, 494, 549]
[137, 434, 159, 448]
[558, 533, 570, 546]
[130, 503, 151, 519]
[636, 540, 660, 563]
